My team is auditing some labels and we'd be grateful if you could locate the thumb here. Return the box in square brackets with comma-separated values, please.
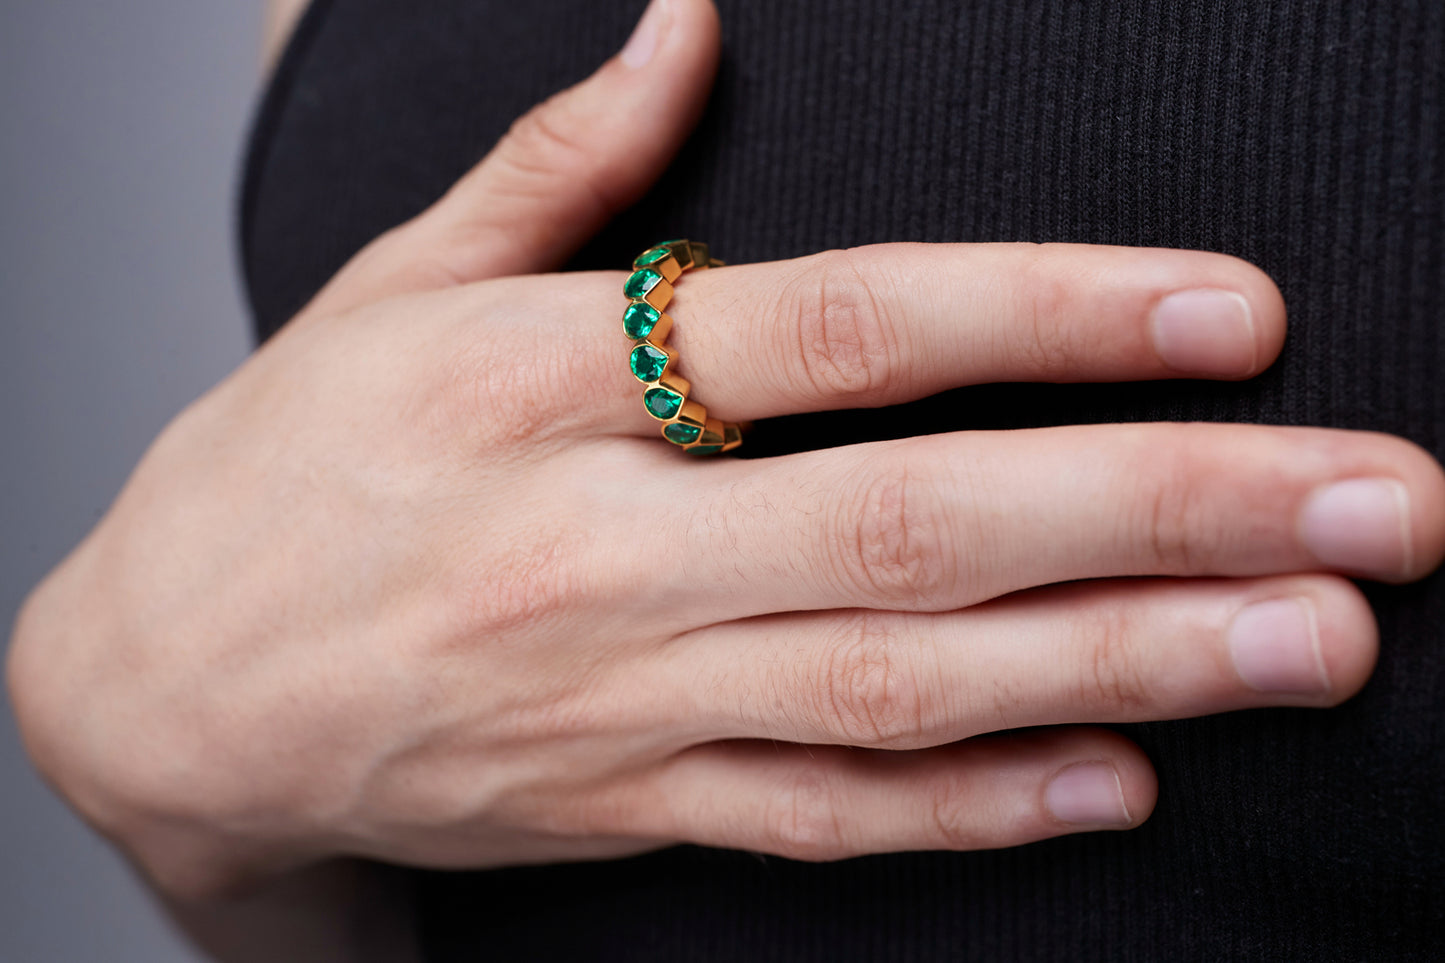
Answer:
[431, 0, 722, 277]
[306, 0, 721, 319]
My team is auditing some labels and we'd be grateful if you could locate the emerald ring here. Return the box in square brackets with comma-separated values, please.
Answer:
[623, 239, 743, 455]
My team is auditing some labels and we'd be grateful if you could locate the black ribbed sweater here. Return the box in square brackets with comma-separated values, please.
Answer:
[240, 1, 1445, 958]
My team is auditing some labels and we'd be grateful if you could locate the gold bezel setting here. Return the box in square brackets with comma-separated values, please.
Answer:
[622, 239, 743, 454]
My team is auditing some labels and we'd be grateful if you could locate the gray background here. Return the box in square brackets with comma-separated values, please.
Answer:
[2, 2, 264, 959]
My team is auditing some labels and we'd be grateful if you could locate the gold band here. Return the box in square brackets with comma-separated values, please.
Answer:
[622, 239, 743, 454]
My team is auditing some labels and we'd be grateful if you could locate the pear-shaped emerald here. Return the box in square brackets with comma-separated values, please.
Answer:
[622, 302, 660, 339]
[643, 387, 683, 420]
[634, 246, 673, 268]
[629, 344, 668, 383]
[664, 423, 702, 445]
[624, 268, 663, 299]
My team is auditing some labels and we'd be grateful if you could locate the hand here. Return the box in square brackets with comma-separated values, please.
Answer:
[10, 0, 1445, 902]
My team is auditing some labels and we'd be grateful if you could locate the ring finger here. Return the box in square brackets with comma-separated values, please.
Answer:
[659, 574, 1377, 751]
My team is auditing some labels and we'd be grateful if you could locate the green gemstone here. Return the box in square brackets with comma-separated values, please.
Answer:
[633, 246, 673, 269]
[664, 423, 702, 445]
[658, 238, 685, 246]
[622, 302, 660, 339]
[643, 387, 683, 420]
[624, 268, 663, 299]
[629, 344, 668, 383]
[686, 444, 723, 456]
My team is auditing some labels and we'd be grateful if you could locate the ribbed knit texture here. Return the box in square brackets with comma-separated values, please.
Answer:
[240, 1, 1444, 958]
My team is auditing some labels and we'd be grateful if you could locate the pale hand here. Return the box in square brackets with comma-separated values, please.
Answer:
[10, 0, 1445, 902]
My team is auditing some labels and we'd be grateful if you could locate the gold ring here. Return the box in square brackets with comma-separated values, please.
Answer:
[622, 239, 743, 454]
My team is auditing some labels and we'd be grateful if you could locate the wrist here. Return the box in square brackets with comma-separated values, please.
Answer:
[8, 532, 312, 901]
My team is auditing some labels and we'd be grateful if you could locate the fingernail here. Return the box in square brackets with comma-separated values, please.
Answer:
[1045, 762, 1131, 826]
[1298, 478, 1413, 577]
[1228, 597, 1328, 695]
[1150, 289, 1258, 376]
[620, 0, 669, 68]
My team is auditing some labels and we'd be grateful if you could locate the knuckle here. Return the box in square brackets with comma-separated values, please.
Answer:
[1076, 602, 1153, 712]
[927, 778, 985, 851]
[495, 99, 612, 216]
[834, 458, 955, 607]
[424, 329, 586, 450]
[1010, 244, 1086, 378]
[444, 526, 591, 640]
[435, 355, 543, 449]
[765, 766, 851, 861]
[420, 100, 613, 283]
[982, 674, 1029, 734]
[814, 612, 927, 748]
[785, 249, 901, 405]
[1128, 433, 1215, 573]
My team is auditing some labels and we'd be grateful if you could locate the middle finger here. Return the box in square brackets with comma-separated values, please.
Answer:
[662, 422, 1444, 622]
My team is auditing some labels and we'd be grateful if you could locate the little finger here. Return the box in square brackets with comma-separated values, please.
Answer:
[603, 728, 1156, 861]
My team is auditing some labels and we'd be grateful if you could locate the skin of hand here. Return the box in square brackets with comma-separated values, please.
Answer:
[262, 0, 310, 72]
[9, 0, 1445, 927]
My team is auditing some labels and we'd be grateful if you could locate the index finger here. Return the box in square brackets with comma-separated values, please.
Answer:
[609, 241, 1285, 428]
